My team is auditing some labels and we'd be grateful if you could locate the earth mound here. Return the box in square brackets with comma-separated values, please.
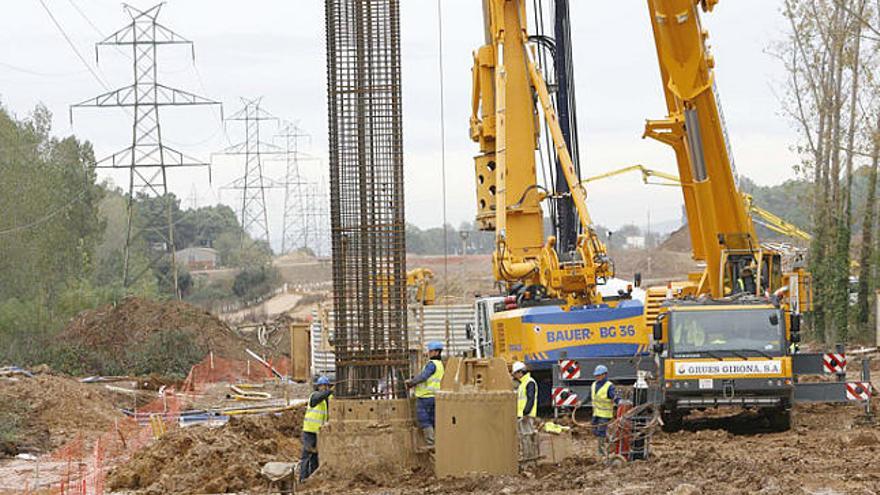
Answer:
[107, 408, 303, 494]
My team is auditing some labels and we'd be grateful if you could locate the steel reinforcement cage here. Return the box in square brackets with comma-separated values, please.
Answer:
[325, 0, 409, 399]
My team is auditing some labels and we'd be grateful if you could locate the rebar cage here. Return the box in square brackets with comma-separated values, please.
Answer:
[325, 0, 409, 399]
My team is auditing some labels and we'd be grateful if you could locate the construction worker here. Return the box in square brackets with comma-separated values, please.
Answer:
[738, 265, 757, 294]
[300, 375, 333, 482]
[683, 320, 705, 348]
[405, 341, 445, 446]
[511, 361, 537, 418]
[511, 360, 538, 461]
[591, 364, 620, 457]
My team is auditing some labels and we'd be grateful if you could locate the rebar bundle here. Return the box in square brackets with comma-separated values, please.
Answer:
[325, 0, 408, 399]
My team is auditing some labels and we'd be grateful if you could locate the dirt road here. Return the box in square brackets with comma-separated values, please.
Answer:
[302, 401, 880, 495]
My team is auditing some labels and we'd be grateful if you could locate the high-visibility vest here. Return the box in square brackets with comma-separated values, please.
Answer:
[302, 392, 332, 433]
[591, 381, 614, 419]
[517, 372, 538, 418]
[414, 359, 445, 398]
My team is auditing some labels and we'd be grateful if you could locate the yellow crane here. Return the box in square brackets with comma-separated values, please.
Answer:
[468, 0, 647, 381]
[407, 268, 436, 306]
[640, 0, 837, 432]
[581, 164, 812, 242]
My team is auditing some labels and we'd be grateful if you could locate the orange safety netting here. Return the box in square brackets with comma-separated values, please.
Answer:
[17, 352, 292, 495]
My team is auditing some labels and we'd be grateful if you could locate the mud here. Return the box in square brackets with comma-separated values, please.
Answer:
[0, 373, 123, 455]
[107, 407, 304, 494]
[300, 401, 880, 494]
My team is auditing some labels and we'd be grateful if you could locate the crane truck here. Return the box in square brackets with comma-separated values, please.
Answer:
[642, 0, 860, 431]
[467, 0, 650, 404]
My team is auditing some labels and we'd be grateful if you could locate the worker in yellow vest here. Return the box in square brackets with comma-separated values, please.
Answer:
[511, 360, 539, 461]
[300, 375, 333, 482]
[512, 361, 537, 418]
[405, 341, 445, 446]
[591, 365, 620, 457]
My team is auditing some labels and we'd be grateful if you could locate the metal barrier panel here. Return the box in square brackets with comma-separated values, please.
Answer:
[311, 304, 475, 376]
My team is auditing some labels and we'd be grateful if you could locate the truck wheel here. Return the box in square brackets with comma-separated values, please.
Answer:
[661, 410, 683, 433]
[767, 408, 792, 432]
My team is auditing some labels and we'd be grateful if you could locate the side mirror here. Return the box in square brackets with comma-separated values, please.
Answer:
[789, 313, 801, 344]
[634, 272, 642, 288]
[653, 343, 665, 354]
[652, 322, 663, 341]
[465, 323, 474, 341]
[769, 313, 779, 326]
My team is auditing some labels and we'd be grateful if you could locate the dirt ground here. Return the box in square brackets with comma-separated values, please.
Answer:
[407, 254, 498, 301]
[106, 408, 304, 494]
[0, 372, 124, 456]
[299, 400, 880, 495]
[60, 296, 255, 361]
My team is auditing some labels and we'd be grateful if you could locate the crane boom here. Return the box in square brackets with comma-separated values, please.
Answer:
[644, 0, 756, 297]
[467, 0, 648, 391]
[581, 165, 812, 242]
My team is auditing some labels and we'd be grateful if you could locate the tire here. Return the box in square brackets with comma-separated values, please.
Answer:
[661, 409, 683, 433]
[767, 408, 792, 432]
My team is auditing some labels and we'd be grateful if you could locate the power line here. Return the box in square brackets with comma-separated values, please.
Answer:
[37, 0, 110, 90]
[0, 60, 87, 77]
[437, 0, 454, 348]
[66, 0, 105, 37]
[0, 188, 89, 236]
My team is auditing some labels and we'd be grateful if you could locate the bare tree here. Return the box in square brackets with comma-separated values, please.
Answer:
[779, 0, 875, 343]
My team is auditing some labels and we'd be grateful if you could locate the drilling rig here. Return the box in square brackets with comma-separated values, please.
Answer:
[468, 0, 649, 404]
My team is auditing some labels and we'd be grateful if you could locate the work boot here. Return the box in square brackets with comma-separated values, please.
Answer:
[422, 426, 435, 446]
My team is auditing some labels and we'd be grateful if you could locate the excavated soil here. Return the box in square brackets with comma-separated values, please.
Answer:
[0, 373, 123, 456]
[301, 400, 880, 494]
[660, 225, 693, 253]
[58, 297, 276, 375]
[107, 407, 304, 494]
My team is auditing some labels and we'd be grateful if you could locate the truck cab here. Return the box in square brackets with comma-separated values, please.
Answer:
[654, 302, 795, 431]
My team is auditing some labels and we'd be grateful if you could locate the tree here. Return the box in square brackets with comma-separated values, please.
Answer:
[0, 103, 104, 308]
[779, 0, 878, 342]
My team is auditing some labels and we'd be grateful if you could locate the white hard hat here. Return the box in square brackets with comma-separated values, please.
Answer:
[511, 361, 527, 373]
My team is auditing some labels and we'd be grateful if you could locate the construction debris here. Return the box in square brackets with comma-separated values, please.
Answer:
[107, 408, 304, 494]
[0, 374, 123, 456]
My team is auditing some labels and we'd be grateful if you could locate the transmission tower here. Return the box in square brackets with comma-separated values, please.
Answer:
[275, 123, 316, 255]
[215, 98, 283, 248]
[304, 179, 331, 257]
[71, 4, 220, 294]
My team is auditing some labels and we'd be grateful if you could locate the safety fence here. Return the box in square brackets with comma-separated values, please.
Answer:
[16, 353, 293, 494]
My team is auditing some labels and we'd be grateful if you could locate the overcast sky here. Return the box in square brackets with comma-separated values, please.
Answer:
[3, 0, 800, 249]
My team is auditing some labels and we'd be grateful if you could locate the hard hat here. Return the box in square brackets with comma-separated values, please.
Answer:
[511, 361, 527, 373]
[316, 376, 331, 386]
[427, 341, 444, 351]
[593, 365, 608, 376]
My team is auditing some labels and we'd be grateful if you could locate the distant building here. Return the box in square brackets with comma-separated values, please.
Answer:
[175, 247, 219, 270]
[625, 236, 646, 249]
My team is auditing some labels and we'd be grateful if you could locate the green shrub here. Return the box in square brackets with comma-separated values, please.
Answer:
[127, 329, 207, 378]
